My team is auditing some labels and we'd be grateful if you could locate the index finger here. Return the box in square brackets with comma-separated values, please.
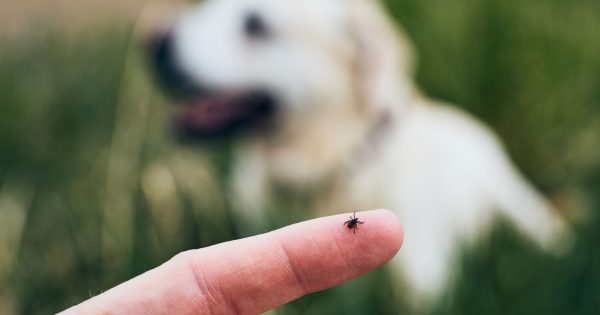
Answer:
[62, 209, 403, 315]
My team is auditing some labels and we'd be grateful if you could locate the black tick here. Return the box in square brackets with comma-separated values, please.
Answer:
[343, 211, 365, 234]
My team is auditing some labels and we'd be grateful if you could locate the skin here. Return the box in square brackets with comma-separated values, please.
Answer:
[60, 209, 403, 315]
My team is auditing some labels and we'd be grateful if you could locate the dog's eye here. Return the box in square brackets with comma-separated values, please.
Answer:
[243, 13, 269, 39]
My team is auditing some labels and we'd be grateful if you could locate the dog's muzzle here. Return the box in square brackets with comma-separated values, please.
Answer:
[149, 33, 278, 140]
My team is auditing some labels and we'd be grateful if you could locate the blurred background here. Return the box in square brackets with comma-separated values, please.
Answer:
[1, 0, 599, 314]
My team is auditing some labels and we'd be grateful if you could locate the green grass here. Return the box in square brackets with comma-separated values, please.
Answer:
[0, 0, 599, 314]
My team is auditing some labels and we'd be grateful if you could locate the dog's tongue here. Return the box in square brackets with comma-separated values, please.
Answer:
[172, 91, 276, 139]
[175, 97, 251, 133]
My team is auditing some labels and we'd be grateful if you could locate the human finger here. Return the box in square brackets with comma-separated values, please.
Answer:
[61, 209, 403, 315]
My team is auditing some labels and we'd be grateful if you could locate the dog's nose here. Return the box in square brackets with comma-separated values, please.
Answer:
[149, 32, 200, 98]
[150, 33, 184, 89]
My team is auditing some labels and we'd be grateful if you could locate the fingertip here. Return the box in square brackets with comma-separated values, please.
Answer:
[330, 209, 403, 272]
[375, 208, 404, 253]
[366, 209, 403, 256]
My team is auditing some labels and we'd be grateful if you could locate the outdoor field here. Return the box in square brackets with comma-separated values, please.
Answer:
[0, 0, 599, 314]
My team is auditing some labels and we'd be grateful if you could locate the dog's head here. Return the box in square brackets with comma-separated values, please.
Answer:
[151, 0, 415, 140]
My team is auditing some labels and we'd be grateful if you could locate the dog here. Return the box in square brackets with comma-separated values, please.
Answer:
[149, 0, 570, 305]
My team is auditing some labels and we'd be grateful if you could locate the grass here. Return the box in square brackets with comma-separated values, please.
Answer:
[0, 0, 599, 314]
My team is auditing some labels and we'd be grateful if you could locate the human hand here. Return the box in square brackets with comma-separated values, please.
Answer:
[60, 209, 403, 315]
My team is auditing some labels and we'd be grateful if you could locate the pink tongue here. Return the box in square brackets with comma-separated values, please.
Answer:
[176, 98, 251, 131]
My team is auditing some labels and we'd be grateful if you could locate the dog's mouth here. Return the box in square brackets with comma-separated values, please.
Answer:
[148, 33, 278, 140]
[172, 90, 278, 140]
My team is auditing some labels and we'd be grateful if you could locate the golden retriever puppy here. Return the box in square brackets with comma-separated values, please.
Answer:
[150, 0, 569, 304]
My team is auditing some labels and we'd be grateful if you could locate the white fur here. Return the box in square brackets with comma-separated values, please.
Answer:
[166, 0, 569, 304]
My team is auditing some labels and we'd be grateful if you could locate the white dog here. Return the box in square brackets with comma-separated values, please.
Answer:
[150, 0, 569, 304]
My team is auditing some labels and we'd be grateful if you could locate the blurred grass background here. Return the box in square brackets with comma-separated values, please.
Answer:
[0, 0, 599, 314]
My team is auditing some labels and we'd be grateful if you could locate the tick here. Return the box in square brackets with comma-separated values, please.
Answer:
[343, 211, 365, 234]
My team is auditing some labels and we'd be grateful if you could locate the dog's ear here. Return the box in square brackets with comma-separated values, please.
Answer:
[347, 0, 417, 116]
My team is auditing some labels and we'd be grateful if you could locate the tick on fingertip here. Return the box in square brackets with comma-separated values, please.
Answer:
[343, 211, 364, 234]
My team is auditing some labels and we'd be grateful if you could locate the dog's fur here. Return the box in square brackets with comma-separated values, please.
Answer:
[151, 0, 569, 303]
